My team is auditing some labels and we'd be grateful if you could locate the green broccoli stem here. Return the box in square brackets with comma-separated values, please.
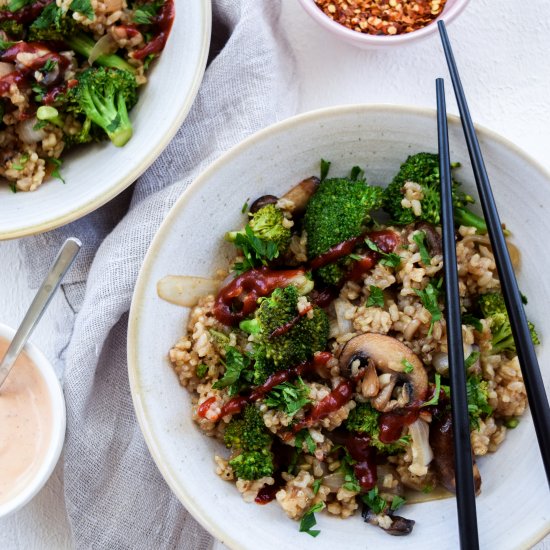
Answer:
[65, 32, 136, 74]
[453, 206, 487, 234]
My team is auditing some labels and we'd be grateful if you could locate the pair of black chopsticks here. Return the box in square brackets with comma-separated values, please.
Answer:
[436, 20, 550, 550]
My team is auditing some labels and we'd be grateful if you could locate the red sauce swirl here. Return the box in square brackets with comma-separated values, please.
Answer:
[131, 0, 175, 60]
[213, 267, 307, 326]
[197, 396, 216, 419]
[293, 379, 353, 432]
[345, 434, 377, 491]
[378, 408, 419, 443]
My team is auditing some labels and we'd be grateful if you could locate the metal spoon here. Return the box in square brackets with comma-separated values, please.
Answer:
[0, 238, 81, 389]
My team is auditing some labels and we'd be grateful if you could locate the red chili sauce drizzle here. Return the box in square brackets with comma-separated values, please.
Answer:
[292, 379, 353, 433]
[309, 229, 399, 272]
[220, 352, 333, 418]
[345, 434, 377, 491]
[131, 0, 175, 60]
[0, 0, 52, 24]
[197, 396, 216, 419]
[378, 408, 419, 443]
[255, 481, 279, 504]
[0, 43, 70, 97]
[213, 267, 307, 326]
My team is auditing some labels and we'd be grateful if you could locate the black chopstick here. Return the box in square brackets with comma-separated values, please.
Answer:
[438, 20, 550, 486]
[437, 78, 480, 550]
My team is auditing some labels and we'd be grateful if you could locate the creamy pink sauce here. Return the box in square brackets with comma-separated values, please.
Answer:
[0, 337, 53, 505]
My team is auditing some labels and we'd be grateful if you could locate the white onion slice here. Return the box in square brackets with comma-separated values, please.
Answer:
[157, 275, 221, 307]
[17, 118, 46, 144]
[88, 34, 117, 65]
[333, 298, 354, 337]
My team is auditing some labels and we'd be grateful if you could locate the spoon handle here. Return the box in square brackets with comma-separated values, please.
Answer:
[0, 238, 81, 388]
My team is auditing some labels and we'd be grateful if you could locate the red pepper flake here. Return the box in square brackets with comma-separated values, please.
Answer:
[314, 0, 447, 36]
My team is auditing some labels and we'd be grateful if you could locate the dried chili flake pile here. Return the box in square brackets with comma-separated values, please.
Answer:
[314, 0, 447, 36]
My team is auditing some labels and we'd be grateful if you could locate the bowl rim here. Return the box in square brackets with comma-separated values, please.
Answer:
[128, 103, 550, 550]
[1, 0, 212, 241]
[296, 0, 471, 45]
[0, 322, 66, 518]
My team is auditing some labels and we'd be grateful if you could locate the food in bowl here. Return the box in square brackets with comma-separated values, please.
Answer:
[164, 153, 538, 537]
[0, 329, 65, 515]
[313, 0, 446, 36]
[0, 0, 174, 192]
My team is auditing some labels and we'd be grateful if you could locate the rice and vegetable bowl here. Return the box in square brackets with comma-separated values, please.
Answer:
[164, 153, 539, 537]
[0, 0, 174, 192]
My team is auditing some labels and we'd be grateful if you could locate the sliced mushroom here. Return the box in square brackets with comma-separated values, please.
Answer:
[430, 412, 481, 495]
[362, 507, 415, 536]
[280, 176, 320, 214]
[360, 361, 379, 398]
[371, 375, 397, 412]
[415, 222, 442, 256]
[461, 234, 520, 269]
[249, 194, 278, 213]
[339, 334, 429, 403]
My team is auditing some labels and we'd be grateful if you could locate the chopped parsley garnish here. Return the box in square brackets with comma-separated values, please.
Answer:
[421, 373, 441, 407]
[390, 495, 406, 511]
[463, 313, 483, 332]
[413, 230, 431, 266]
[415, 279, 442, 335]
[196, 364, 208, 378]
[265, 377, 312, 417]
[520, 292, 528, 305]
[295, 429, 316, 454]
[70, 0, 95, 20]
[232, 225, 279, 275]
[133, 0, 163, 25]
[349, 165, 365, 181]
[40, 59, 58, 74]
[366, 285, 384, 308]
[241, 199, 249, 214]
[349, 253, 362, 261]
[340, 450, 361, 492]
[7, 0, 32, 12]
[0, 38, 16, 51]
[299, 502, 325, 537]
[505, 417, 519, 429]
[312, 478, 322, 495]
[401, 358, 414, 374]
[464, 351, 480, 370]
[364, 238, 401, 268]
[212, 347, 250, 395]
[49, 158, 65, 183]
[320, 158, 331, 181]
[361, 486, 387, 515]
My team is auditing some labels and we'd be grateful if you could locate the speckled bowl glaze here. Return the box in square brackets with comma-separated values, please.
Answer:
[0, 0, 211, 240]
[0, 323, 66, 518]
[297, 0, 470, 49]
[128, 105, 550, 550]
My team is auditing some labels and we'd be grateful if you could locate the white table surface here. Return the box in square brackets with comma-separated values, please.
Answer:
[1, 0, 549, 548]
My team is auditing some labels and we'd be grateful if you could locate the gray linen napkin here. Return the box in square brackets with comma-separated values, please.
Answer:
[18, 1, 297, 547]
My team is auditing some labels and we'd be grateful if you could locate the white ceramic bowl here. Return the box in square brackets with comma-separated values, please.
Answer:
[0, 323, 66, 518]
[128, 105, 550, 550]
[0, 0, 211, 240]
[297, 0, 470, 49]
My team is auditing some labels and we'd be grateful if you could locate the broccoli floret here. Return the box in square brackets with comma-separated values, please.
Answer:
[28, 4, 135, 74]
[478, 292, 539, 354]
[66, 67, 138, 147]
[241, 285, 329, 382]
[382, 153, 487, 233]
[224, 405, 274, 480]
[0, 20, 24, 40]
[304, 177, 384, 285]
[223, 404, 271, 451]
[229, 449, 274, 480]
[346, 403, 407, 455]
[226, 204, 292, 272]
[466, 376, 493, 429]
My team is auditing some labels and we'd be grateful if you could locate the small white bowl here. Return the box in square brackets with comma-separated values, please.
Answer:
[297, 0, 470, 49]
[0, 323, 66, 518]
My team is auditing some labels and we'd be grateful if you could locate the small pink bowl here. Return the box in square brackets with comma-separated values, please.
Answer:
[297, 0, 471, 49]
